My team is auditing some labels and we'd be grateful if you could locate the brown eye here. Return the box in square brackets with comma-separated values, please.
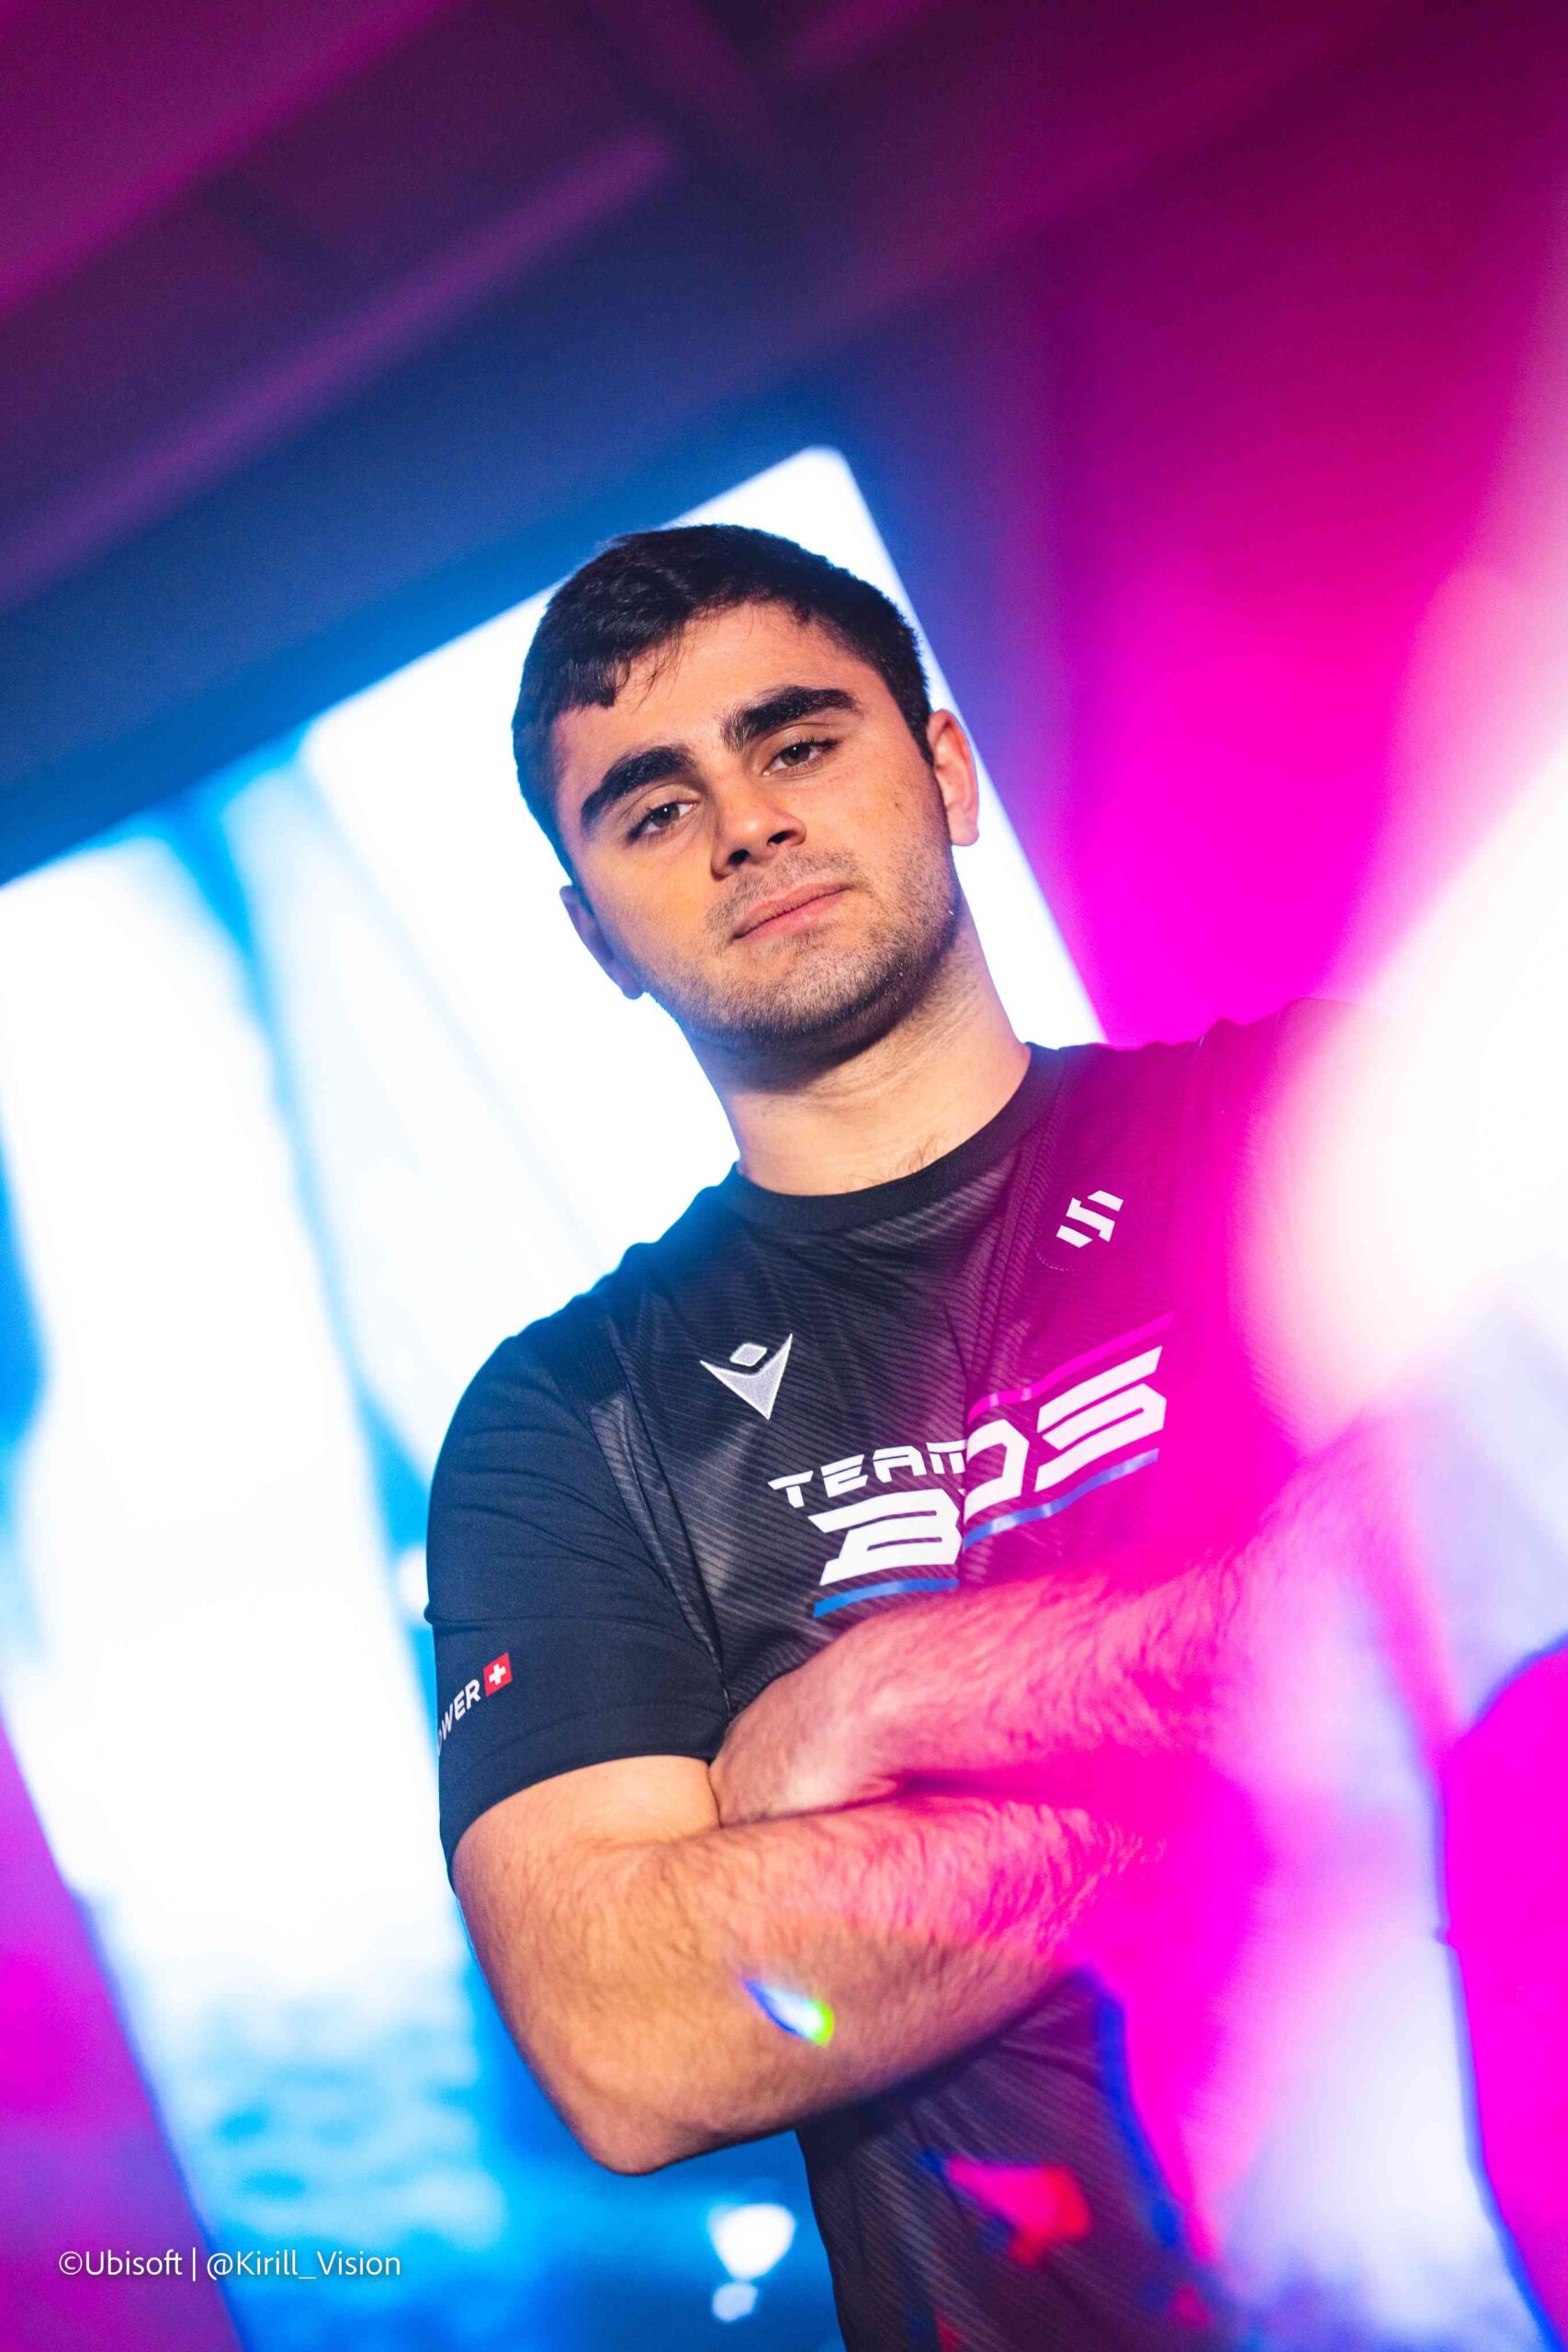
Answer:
[771, 736, 832, 770]
[627, 797, 689, 842]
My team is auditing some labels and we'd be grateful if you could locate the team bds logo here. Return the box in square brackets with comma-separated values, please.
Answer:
[964, 1335, 1167, 1548]
[1055, 1188, 1123, 1249]
[801, 1340, 1167, 1606]
[701, 1334, 793, 1420]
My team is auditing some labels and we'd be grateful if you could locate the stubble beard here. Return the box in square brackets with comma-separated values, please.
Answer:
[632, 841, 967, 1081]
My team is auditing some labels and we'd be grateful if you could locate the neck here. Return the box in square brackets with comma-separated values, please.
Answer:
[704, 916, 1031, 1196]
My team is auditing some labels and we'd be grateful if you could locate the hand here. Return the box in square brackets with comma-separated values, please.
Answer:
[710, 1659, 898, 1828]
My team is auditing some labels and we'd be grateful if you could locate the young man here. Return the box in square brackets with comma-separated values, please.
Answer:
[425, 525, 1361, 2349]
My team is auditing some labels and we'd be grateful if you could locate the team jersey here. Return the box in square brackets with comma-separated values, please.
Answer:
[425, 1001, 1337, 2351]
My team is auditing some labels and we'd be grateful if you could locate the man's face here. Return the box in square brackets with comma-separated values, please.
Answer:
[550, 602, 980, 1069]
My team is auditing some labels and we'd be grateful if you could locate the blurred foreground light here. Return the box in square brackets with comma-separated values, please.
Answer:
[707, 2199, 797, 2282]
[1247, 747, 1568, 1440]
[1374, 748, 1568, 1302]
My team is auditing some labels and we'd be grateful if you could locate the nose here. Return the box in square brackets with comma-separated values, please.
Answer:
[710, 773, 807, 878]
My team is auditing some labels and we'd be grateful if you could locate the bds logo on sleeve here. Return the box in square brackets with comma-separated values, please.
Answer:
[437, 1651, 511, 1753]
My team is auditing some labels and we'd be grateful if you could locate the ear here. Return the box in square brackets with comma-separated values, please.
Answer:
[927, 710, 980, 848]
[560, 883, 645, 1000]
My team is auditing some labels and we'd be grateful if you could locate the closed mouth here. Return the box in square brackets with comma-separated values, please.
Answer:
[731, 883, 847, 940]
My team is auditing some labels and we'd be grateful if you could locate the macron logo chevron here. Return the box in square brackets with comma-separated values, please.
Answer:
[1056, 1189, 1123, 1249]
[701, 1334, 794, 1420]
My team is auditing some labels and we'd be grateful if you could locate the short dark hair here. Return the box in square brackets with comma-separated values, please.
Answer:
[512, 522, 933, 856]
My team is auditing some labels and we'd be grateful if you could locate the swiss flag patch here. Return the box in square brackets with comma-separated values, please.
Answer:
[482, 1652, 512, 1693]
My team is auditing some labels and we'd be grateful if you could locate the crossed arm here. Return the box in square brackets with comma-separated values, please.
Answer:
[708, 1431, 1373, 1829]
[710, 1534, 1239, 1833]
[457, 1764, 1124, 2171]
[456, 1431, 1382, 2172]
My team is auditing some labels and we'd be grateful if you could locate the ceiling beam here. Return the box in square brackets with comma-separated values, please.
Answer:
[571, 0, 795, 194]
[0, 131, 673, 612]
[0, 0, 465, 318]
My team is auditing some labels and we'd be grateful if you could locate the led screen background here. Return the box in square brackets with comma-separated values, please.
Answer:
[0, 450, 1095, 2352]
[0, 448, 1550, 2351]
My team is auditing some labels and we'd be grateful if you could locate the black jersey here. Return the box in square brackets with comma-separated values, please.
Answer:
[426, 1002, 1335, 2351]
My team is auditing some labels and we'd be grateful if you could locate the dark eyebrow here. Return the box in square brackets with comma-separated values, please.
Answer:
[574, 684, 864, 840]
[719, 682, 863, 752]
[576, 743, 690, 839]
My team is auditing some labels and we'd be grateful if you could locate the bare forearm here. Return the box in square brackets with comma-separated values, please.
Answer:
[467, 1788, 1124, 2170]
[713, 1559, 1231, 1829]
[854, 1548, 1237, 1779]
[715, 1429, 1391, 1824]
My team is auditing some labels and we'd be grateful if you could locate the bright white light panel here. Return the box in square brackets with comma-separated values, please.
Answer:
[0, 450, 1095, 2346]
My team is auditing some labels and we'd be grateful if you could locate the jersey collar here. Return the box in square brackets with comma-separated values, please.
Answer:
[716, 1043, 1063, 1237]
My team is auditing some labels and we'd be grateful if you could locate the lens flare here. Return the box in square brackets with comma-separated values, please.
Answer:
[742, 1978, 836, 2044]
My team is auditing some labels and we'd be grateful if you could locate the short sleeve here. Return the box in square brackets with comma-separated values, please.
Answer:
[424, 1331, 731, 1879]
